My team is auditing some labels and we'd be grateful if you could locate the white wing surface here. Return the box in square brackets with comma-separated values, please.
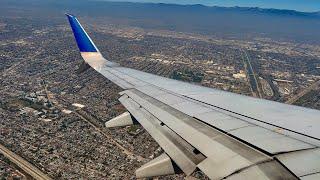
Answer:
[66, 14, 320, 180]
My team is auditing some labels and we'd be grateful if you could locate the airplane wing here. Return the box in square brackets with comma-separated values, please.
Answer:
[66, 14, 320, 180]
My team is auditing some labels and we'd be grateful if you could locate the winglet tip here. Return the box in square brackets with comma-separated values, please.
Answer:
[65, 13, 99, 53]
[65, 13, 74, 17]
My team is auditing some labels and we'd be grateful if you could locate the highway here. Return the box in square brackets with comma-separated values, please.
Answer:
[286, 80, 320, 104]
[0, 144, 52, 180]
[241, 50, 262, 98]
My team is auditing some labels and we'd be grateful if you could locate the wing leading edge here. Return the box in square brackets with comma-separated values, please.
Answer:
[66, 14, 320, 179]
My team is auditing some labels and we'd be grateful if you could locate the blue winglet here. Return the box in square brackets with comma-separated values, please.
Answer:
[66, 13, 98, 52]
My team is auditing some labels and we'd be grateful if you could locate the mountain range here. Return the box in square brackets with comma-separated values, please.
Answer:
[1, 0, 320, 44]
[151, 3, 320, 17]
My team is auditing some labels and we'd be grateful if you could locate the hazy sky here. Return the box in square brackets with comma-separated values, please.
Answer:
[106, 0, 320, 12]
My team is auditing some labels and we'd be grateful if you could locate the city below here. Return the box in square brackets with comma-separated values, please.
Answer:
[0, 0, 320, 179]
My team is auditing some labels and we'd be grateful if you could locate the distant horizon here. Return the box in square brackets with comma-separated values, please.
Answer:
[99, 0, 320, 12]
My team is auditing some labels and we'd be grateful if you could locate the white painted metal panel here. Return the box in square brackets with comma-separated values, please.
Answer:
[117, 67, 157, 81]
[99, 70, 133, 89]
[212, 108, 320, 147]
[107, 68, 148, 87]
[114, 67, 320, 141]
[119, 95, 202, 175]
[123, 90, 273, 179]
[135, 85, 167, 96]
[225, 160, 298, 180]
[277, 148, 320, 177]
[230, 126, 314, 154]
[197, 156, 264, 180]
[195, 111, 252, 131]
[106, 67, 317, 155]
[154, 93, 187, 105]
[300, 173, 320, 180]
[171, 101, 212, 116]
[105, 112, 134, 128]
[85, 54, 320, 177]
[135, 153, 175, 178]
[185, 91, 320, 140]
[225, 165, 270, 180]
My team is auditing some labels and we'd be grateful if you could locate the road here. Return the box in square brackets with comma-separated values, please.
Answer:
[286, 80, 320, 104]
[263, 74, 281, 101]
[0, 144, 52, 180]
[241, 50, 262, 98]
